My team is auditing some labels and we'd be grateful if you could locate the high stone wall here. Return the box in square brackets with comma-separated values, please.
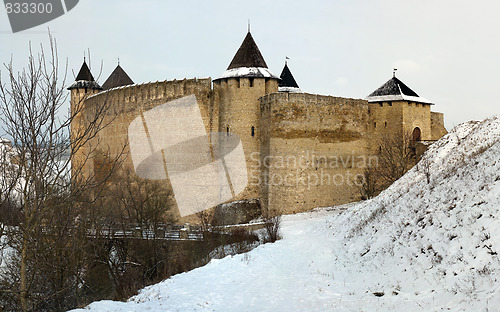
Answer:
[431, 111, 448, 139]
[78, 78, 214, 221]
[259, 92, 372, 215]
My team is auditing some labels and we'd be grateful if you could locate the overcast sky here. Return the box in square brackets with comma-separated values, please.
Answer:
[1, 0, 500, 130]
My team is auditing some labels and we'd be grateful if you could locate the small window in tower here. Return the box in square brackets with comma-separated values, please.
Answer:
[237, 79, 240, 88]
[374, 122, 377, 128]
[227, 126, 229, 136]
[249, 78, 254, 87]
[384, 121, 387, 127]
[251, 126, 255, 137]
[389, 103, 392, 107]
[379, 103, 383, 107]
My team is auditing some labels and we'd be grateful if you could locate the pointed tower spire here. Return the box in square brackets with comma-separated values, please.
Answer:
[74, 60, 95, 82]
[278, 60, 301, 93]
[216, 30, 278, 80]
[227, 32, 268, 70]
[102, 62, 134, 90]
[366, 75, 432, 104]
[68, 60, 102, 90]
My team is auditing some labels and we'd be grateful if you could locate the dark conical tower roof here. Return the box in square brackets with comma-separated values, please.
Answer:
[366, 75, 432, 104]
[227, 32, 268, 70]
[102, 64, 134, 90]
[369, 76, 419, 97]
[216, 31, 278, 80]
[75, 61, 95, 81]
[278, 61, 302, 93]
[278, 62, 299, 88]
[68, 60, 102, 90]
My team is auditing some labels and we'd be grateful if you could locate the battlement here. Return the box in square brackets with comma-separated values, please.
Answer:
[261, 92, 368, 110]
[85, 77, 212, 114]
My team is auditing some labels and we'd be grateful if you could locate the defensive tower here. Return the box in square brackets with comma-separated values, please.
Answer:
[213, 31, 279, 199]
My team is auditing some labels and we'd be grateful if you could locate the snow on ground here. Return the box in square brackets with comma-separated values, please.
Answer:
[0, 231, 13, 274]
[72, 116, 500, 311]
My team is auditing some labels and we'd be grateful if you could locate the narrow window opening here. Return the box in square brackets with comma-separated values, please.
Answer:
[379, 103, 383, 107]
[249, 78, 254, 87]
[251, 126, 255, 137]
[227, 126, 229, 136]
[384, 121, 387, 127]
[374, 122, 377, 128]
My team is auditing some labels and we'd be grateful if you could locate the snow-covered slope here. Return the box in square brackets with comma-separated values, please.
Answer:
[72, 116, 500, 311]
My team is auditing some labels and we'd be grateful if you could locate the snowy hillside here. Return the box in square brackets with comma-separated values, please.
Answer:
[72, 116, 500, 311]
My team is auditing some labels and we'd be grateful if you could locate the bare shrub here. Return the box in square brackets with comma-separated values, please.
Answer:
[357, 166, 381, 200]
[196, 209, 214, 233]
[376, 131, 416, 187]
[417, 156, 432, 184]
[264, 215, 282, 243]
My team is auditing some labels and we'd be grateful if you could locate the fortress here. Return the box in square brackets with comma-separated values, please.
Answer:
[68, 31, 447, 221]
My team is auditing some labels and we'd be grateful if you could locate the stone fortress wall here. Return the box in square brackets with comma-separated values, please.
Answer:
[71, 75, 446, 220]
[69, 31, 447, 222]
[83, 78, 214, 170]
[75, 79, 217, 221]
[259, 93, 372, 214]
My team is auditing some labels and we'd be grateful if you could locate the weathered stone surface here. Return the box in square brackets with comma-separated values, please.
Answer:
[211, 199, 262, 226]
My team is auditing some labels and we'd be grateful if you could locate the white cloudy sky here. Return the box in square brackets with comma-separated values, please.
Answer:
[1, 0, 500, 130]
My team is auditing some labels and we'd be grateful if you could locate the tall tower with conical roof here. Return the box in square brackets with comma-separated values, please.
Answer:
[67, 60, 103, 178]
[213, 31, 279, 200]
[68, 60, 103, 115]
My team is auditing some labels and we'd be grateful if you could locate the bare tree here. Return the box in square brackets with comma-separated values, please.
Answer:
[417, 155, 432, 185]
[0, 34, 123, 311]
[357, 131, 417, 199]
[95, 171, 175, 298]
[196, 209, 214, 234]
[357, 166, 380, 200]
[375, 131, 416, 187]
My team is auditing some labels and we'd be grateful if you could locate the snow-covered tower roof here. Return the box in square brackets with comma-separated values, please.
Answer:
[216, 31, 279, 80]
[67, 60, 102, 90]
[278, 61, 301, 93]
[102, 64, 134, 90]
[366, 75, 432, 104]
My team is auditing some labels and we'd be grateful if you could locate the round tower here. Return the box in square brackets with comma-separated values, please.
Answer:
[67, 60, 103, 178]
[68, 60, 103, 122]
[213, 31, 279, 200]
